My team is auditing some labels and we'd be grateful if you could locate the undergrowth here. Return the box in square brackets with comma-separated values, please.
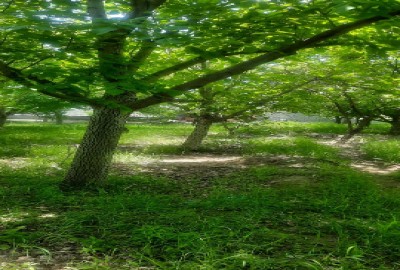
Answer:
[1, 122, 399, 269]
[362, 139, 400, 163]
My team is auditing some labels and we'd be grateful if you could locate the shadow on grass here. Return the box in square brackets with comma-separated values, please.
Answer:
[1, 164, 400, 269]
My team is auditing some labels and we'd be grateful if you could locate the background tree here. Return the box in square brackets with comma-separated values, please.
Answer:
[274, 48, 400, 139]
[175, 64, 317, 150]
[0, 79, 80, 126]
[1, 0, 400, 189]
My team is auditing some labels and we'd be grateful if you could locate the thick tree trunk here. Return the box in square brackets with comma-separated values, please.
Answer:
[0, 107, 7, 128]
[182, 117, 213, 151]
[60, 107, 129, 190]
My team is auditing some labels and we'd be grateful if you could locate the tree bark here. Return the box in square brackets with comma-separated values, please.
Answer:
[334, 116, 343, 124]
[389, 116, 400, 135]
[341, 117, 372, 142]
[182, 117, 213, 151]
[54, 111, 64, 125]
[60, 107, 129, 190]
[0, 107, 7, 128]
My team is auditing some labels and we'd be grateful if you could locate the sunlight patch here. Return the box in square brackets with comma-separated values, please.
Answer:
[38, 213, 57, 219]
[160, 156, 242, 164]
[351, 162, 400, 175]
[0, 212, 30, 223]
[0, 158, 30, 169]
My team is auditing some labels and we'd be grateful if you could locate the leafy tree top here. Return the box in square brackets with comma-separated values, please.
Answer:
[1, 0, 400, 111]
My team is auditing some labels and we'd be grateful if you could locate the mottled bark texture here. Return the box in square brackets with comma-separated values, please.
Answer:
[60, 107, 129, 190]
[182, 117, 213, 151]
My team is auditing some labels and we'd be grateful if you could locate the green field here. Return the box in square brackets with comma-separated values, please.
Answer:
[1, 122, 400, 270]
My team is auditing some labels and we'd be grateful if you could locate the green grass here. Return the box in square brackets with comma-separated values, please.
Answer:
[1, 121, 400, 269]
[236, 121, 391, 137]
[244, 137, 342, 162]
[362, 139, 400, 163]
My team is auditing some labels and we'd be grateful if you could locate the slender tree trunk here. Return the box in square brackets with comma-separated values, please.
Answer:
[182, 117, 213, 151]
[54, 111, 64, 125]
[60, 107, 130, 190]
[389, 116, 400, 135]
[334, 116, 343, 124]
[0, 107, 7, 128]
[341, 117, 372, 142]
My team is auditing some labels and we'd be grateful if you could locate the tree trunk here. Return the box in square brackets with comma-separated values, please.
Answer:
[389, 116, 400, 135]
[334, 116, 343, 124]
[341, 117, 372, 142]
[182, 117, 213, 151]
[54, 111, 64, 125]
[0, 107, 7, 128]
[60, 107, 130, 190]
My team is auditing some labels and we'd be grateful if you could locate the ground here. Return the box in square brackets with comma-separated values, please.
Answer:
[1, 122, 400, 269]
[115, 134, 400, 184]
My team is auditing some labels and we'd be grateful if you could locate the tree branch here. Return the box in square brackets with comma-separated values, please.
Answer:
[0, 32, 10, 46]
[171, 10, 400, 93]
[223, 77, 320, 120]
[1, 0, 14, 13]
[0, 60, 103, 106]
[144, 56, 207, 83]
[144, 49, 289, 83]
[129, 40, 156, 73]
[20, 56, 53, 71]
[131, 9, 400, 111]
[341, 90, 362, 115]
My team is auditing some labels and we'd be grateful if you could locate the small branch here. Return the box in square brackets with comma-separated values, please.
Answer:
[143, 49, 274, 83]
[171, 99, 202, 103]
[0, 60, 103, 107]
[5, 59, 16, 65]
[224, 77, 320, 120]
[170, 10, 400, 93]
[20, 56, 53, 71]
[144, 56, 206, 83]
[1, 0, 14, 13]
[130, 10, 400, 111]
[341, 90, 362, 115]
[0, 32, 10, 46]
[129, 40, 156, 73]
[130, 93, 174, 110]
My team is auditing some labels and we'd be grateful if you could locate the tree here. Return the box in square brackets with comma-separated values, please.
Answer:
[176, 64, 317, 150]
[274, 48, 400, 140]
[1, 1, 400, 189]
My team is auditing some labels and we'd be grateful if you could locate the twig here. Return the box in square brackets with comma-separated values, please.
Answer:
[58, 144, 79, 167]
[20, 56, 53, 71]
[1, 0, 14, 13]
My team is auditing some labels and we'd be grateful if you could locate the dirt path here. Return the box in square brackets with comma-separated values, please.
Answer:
[113, 134, 400, 184]
[317, 135, 400, 175]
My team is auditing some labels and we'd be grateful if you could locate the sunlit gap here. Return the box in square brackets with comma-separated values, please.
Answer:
[160, 156, 242, 163]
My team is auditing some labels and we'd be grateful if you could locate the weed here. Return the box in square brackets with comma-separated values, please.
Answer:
[0, 122, 399, 269]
